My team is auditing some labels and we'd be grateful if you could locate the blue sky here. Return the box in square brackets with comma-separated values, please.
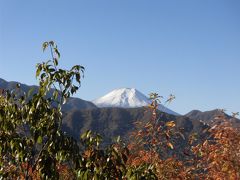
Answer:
[0, 0, 239, 114]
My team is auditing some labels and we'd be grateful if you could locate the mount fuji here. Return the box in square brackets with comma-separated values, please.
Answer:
[92, 88, 179, 116]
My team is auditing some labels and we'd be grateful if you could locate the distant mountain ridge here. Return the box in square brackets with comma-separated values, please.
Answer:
[0, 78, 97, 110]
[62, 107, 239, 147]
[1, 77, 239, 146]
[92, 88, 179, 116]
[185, 109, 240, 126]
[62, 107, 206, 146]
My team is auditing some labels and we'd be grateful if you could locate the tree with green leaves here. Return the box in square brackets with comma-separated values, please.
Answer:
[0, 41, 157, 180]
[0, 41, 84, 179]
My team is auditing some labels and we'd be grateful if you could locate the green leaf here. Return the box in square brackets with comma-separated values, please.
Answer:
[10, 140, 15, 150]
[76, 73, 80, 84]
[116, 136, 121, 143]
[53, 90, 58, 100]
[83, 170, 89, 180]
[36, 65, 42, 78]
[37, 135, 43, 144]
[81, 130, 92, 139]
[53, 58, 58, 66]
[54, 48, 60, 58]
[42, 42, 49, 52]
[49, 41, 55, 46]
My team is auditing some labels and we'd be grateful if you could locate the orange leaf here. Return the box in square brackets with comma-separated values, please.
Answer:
[167, 142, 174, 149]
[165, 121, 176, 128]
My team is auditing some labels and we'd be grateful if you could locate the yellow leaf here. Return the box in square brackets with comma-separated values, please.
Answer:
[167, 142, 174, 149]
[144, 123, 152, 129]
[165, 121, 176, 128]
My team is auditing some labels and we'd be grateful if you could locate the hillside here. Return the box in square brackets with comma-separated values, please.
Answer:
[62, 107, 207, 146]
[0, 78, 97, 111]
[186, 109, 240, 126]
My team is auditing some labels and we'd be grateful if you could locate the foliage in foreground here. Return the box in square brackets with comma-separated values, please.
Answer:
[0, 41, 155, 179]
[0, 41, 239, 179]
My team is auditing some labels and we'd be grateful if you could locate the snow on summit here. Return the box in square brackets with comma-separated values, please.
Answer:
[92, 88, 179, 115]
[93, 88, 149, 108]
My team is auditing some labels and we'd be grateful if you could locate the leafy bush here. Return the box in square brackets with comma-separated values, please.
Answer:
[0, 41, 157, 179]
[0, 41, 239, 179]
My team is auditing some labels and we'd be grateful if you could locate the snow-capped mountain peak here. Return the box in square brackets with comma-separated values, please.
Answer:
[92, 88, 179, 115]
[93, 88, 149, 108]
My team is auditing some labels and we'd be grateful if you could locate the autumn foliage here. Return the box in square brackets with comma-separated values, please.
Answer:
[190, 119, 240, 179]
[127, 94, 240, 179]
[0, 42, 240, 179]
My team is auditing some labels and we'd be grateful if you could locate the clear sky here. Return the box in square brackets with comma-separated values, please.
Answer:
[0, 0, 240, 114]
